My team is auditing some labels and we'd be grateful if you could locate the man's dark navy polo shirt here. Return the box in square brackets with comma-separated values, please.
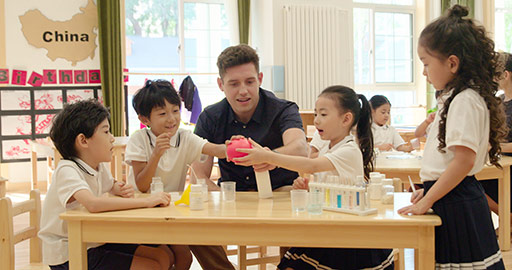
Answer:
[194, 88, 304, 191]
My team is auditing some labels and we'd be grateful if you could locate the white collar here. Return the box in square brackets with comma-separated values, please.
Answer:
[372, 122, 389, 130]
[328, 134, 354, 151]
[72, 158, 98, 177]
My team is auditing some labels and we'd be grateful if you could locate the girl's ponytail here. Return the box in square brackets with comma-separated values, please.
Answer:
[356, 94, 374, 179]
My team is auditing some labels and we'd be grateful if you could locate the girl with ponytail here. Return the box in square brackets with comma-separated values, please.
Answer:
[235, 85, 394, 270]
[398, 4, 506, 269]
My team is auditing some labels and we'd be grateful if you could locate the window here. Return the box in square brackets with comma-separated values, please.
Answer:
[353, 1, 416, 125]
[495, 0, 512, 52]
[125, 0, 229, 134]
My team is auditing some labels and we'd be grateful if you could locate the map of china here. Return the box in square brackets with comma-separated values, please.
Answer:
[19, 0, 97, 66]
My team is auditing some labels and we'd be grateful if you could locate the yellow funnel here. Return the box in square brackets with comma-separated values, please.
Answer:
[174, 184, 191, 206]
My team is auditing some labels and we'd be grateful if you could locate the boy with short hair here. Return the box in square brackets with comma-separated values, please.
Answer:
[39, 100, 172, 270]
[125, 79, 227, 269]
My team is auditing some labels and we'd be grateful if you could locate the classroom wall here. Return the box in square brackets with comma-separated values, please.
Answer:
[1, 0, 100, 183]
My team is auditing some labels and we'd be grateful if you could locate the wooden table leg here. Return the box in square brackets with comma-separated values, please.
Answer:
[417, 226, 435, 269]
[0, 179, 6, 197]
[68, 221, 87, 269]
[498, 166, 510, 251]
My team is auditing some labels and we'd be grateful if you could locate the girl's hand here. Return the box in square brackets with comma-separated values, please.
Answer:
[146, 192, 171, 207]
[377, 143, 393, 151]
[410, 188, 424, 204]
[154, 132, 172, 157]
[292, 177, 309, 190]
[232, 138, 269, 166]
[426, 112, 436, 123]
[397, 189, 433, 215]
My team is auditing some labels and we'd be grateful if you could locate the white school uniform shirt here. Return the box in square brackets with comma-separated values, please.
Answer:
[125, 128, 207, 192]
[420, 88, 490, 182]
[372, 123, 406, 150]
[314, 134, 365, 181]
[38, 159, 113, 266]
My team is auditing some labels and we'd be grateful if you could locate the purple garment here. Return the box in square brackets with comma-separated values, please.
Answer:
[190, 88, 202, 124]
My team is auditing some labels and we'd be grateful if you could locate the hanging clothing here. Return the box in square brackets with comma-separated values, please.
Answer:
[179, 76, 202, 124]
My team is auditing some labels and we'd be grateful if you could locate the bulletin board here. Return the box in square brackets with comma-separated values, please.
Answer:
[0, 85, 101, 163]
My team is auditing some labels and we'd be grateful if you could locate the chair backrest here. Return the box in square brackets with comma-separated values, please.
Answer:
[0, 190, 42, 270]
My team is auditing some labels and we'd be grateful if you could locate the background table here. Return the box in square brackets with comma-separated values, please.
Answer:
[375, 152, 512, 250]
[61, 192, 441, 269]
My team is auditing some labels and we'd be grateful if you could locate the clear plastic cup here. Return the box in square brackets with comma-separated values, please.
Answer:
[290, 190, 308, 212]
[221, 181, 236, 202]
[307, 190, 323, 215]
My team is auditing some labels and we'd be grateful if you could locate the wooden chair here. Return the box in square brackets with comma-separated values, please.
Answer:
[223, 245, 280, 270]
[0, 190, 48, 270]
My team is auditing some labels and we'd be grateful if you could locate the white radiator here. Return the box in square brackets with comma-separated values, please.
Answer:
[283, 5, 353, 110]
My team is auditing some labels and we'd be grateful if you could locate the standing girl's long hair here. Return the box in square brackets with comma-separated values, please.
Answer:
[419, 4, 508, 167]
[320, 86, 374, 179]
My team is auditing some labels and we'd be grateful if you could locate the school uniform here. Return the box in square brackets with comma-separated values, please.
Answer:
[125, 127, 235, 270]
[39, 159, 139, 269]
[278, 135, 394, 270]
[372, 123, 406, 150]
[125, 127, 207, 192]
[420, 88, 504, 269]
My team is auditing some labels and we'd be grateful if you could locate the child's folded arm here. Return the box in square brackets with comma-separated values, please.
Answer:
[72, 189, 170, 213]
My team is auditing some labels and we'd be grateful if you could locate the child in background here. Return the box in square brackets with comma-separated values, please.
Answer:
[369, 95, 413, 152]
[125, 79, 227, 269]
[481, 52, 512, 226]
[39, 100, 172, 270]
[398, 5, 506, 269]
[235, 86, 393, 270]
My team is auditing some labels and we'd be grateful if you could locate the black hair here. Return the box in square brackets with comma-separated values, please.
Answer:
[49, 99, 110, 160]
[503, 52, 512, 72]
[419, 4, 507, 167]
[369, 95, 391, 110]
[320, 86, 374, 179]
[132, 79, 181, 118]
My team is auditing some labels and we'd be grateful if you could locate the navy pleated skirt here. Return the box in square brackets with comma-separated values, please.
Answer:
[277, 247, 394, 269]
[424, 176, 504, 269]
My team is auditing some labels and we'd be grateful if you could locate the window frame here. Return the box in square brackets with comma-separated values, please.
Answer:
[352, 2, 417, 94]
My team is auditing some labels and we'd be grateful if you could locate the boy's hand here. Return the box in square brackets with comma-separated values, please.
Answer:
[225, 135, 246, 162]
[146, 192, 171, 207]
[292, 177, 309, 190]
[111, 181, 134, 198]
[154, 132, 172, 157]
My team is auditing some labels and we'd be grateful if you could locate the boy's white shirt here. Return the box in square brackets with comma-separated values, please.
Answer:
[314, 134, 365, 182]
[371, 123, 406, 150]
[125, 127, 207, 192]
[38, 159, 113, 266]
[420, 88, 490, 182]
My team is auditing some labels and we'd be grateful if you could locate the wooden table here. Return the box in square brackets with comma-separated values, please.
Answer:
[30, 137, 129, 188]
[61, 192, 441, 269]
[375, 153, 512, 250]
[0, 177, 7, 197]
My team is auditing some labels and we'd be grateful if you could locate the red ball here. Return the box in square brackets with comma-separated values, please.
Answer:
[227, 138, 252, 160]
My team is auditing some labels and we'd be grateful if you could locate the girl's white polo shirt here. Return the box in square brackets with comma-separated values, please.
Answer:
[125, 128, 207, 192]
[371, 123, 406, 150]
[314, 134, 365, 181]
[38, 159, 113, 266]
[420, 89, 490, 182]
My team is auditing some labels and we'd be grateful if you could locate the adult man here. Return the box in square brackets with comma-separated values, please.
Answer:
[189, 44, 307, 269]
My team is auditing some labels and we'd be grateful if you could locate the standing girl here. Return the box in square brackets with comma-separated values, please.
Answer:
[398, 5, 507, 269]
[235, 86, 394, 270]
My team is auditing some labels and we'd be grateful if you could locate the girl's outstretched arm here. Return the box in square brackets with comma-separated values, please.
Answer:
[234, 138, 335, 174]
[398, 145, 475, 215]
